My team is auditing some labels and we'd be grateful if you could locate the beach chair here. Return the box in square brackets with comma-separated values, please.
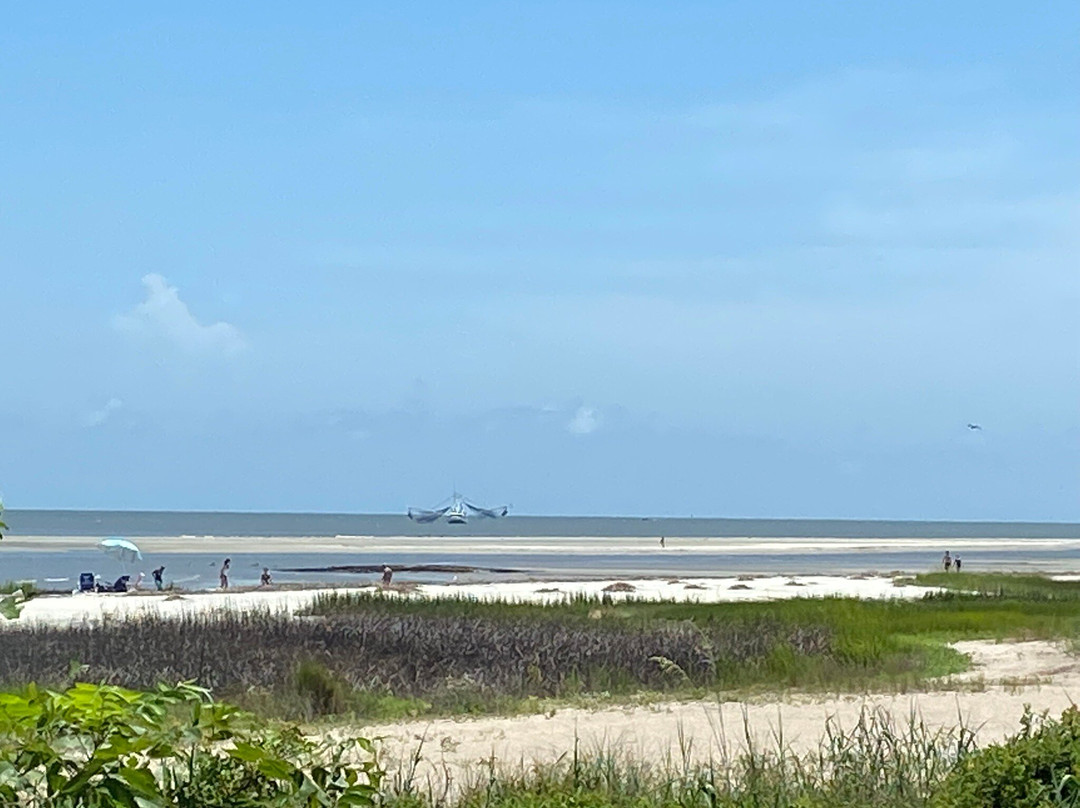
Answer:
[78, 573, 95, 593]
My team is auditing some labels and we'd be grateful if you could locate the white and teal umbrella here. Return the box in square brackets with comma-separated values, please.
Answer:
[98, 537, 143, 565]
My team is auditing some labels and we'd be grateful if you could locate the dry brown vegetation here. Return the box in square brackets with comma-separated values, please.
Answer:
[0, 604, 830, 717]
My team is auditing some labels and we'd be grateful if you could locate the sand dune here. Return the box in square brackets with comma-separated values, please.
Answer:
[367, 640, 1080, 785]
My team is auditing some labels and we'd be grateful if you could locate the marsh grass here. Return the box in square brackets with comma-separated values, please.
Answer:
[916, 572, 1080, 601]
[0, 607, 827, 719]
[313, 587, 1080, 691]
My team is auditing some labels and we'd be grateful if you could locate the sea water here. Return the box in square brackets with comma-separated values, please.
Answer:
[2, 510, 1078, 590]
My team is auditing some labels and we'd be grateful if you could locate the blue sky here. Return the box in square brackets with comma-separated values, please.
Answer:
[2, 2, 1077, 519]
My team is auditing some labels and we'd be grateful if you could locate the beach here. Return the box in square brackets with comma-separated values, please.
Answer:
[7, 519, 1080, 789]
[7, 561, 1080, 790]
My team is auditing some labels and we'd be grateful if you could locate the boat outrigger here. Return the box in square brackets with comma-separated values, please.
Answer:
[407, 492, 509, 525]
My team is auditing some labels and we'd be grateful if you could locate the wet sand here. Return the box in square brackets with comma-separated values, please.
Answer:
[7, 534, 1080, 556]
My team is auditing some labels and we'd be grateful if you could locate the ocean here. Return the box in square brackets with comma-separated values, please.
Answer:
[3, 510, 1079, 590]
[7, 510, 1080, 539]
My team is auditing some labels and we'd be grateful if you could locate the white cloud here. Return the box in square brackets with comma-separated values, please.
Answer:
[567, 406, 600, 435]
[114, 274, 246, 357]
[82, 398, 123, 428]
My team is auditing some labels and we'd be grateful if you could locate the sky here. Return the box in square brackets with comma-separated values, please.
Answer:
[1, 1, 1077, 519]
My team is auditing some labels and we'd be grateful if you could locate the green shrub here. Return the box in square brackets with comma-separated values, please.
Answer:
[0, 681, 382, 806]
[931, 707, 1080, 807]
[295, 658, 352, 717]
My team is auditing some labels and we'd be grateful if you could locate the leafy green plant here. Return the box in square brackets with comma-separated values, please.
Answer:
[0, 581, 37, 597]
[0, 681, 382, 807]
[930, 706, 1080, 807]
[0, 589, 25, 621]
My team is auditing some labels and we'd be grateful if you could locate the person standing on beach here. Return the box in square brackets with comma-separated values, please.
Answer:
[954, 555, 962, 572]
[260, 567, 272, 586]
[381, 565, 393, 586]
[942, 551, 952, 572]
[219, 558, 231, 589]
[152, 566, 165, 590]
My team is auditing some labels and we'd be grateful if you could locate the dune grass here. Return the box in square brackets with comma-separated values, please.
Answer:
[385, 706, 980, 808]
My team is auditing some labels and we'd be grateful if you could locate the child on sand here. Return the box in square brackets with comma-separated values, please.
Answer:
[260, 567, 272, 586]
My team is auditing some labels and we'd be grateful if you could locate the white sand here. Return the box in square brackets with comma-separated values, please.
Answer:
[413, 574, 934, 603]
[367, 640, 1080, 785]
[9, 574, 936, 626]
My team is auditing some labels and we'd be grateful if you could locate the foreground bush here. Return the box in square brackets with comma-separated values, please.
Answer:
[931, 706, 1080, 808]
[0, 681, 380, 807]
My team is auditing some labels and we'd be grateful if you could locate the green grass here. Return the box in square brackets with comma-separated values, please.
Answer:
[916, 571, 1080, 600]
[0, 580, 37, 596]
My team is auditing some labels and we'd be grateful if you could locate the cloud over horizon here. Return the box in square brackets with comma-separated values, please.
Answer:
[113, 274, 246, 358]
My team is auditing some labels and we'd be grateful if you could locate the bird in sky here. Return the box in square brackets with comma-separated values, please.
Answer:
[967, 423, 983, 431]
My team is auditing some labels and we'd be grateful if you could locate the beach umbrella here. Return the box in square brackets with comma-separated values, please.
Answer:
[99, 537, 143, 564]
